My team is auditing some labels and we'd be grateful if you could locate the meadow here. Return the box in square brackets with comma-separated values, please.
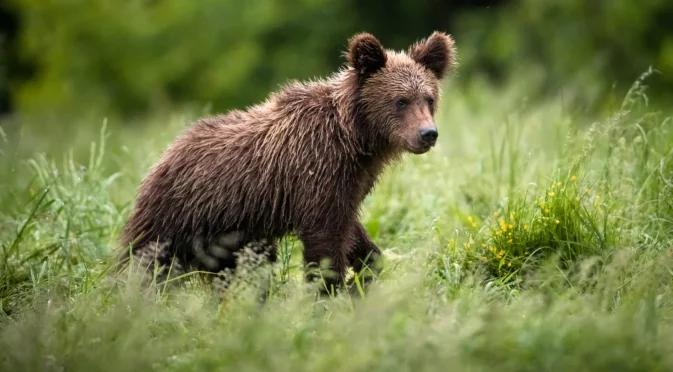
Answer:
[1, 69, 673, 371]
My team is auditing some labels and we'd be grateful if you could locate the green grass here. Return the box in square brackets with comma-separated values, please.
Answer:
[1, 71, 673, 371]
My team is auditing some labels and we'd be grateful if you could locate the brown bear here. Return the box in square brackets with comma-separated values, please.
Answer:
[116, 31, 458, 294]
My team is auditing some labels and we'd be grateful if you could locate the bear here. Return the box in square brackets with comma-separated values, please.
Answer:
[116, 31, 458, 295]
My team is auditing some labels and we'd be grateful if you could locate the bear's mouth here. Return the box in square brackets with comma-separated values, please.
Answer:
[406, 142, 435, 154]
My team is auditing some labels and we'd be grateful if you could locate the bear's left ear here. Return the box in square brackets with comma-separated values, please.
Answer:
[346, 32, 387, 80]
[408, 31, 457, 80]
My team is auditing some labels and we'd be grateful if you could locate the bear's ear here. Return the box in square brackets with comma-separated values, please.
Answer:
[408, 31, 457, 80]
[345, 32, 387, 79]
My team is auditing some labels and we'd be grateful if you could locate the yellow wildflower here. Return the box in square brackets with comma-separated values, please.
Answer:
[494, 211, 500, 217]
[508, 262, 512, 267]
[482, 256, 488, 262]
[556, 220, 560, 224]
[468, 216, 473, 222]
[508, 224, 513, 229]
[571, 175, 577, 182]
[548, 191, 555, 197]
[557, 181, 562, 187]
[481, 243, 487, 248]
[545, 209, 550, 214]
[472, 223, 477, 228]
[523, 224, 528, 230]
[595, 195, 601, 201]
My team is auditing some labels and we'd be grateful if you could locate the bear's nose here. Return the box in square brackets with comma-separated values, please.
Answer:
[419, 126, 438, 143]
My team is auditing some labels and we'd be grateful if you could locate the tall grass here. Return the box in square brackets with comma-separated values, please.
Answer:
[1, 72, 673, 371]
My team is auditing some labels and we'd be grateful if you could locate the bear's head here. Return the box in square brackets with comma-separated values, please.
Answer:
[346, 31, 457, 154]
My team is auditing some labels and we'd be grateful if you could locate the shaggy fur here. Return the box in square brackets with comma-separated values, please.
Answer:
[116, 31, 458, 293]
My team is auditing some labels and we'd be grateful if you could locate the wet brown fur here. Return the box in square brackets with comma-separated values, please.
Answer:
[116, 31, 458, 293]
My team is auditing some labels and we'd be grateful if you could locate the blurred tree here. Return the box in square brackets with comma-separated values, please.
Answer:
[348, 0, 502, 49]
[0, 0, 27, 115]
[3, 0, 361, 120]
[455, 0, 673, 111]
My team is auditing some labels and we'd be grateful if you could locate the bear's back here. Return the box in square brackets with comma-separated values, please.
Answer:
[121, 81, 359, 252]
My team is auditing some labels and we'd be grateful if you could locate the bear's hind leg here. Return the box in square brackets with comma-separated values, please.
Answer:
[126, 239, 185, 290]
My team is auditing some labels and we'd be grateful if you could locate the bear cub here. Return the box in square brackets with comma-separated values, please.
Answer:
[117, 31, 458, 295]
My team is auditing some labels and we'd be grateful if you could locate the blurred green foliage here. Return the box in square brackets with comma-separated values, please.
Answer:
[6, 0, 356, 119]
[1, 0, 672, 121]
[458, 0, 673, 111]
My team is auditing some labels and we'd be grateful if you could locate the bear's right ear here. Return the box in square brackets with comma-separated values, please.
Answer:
[345, 32, 387, 80]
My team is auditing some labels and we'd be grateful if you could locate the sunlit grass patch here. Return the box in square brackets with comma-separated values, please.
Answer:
[478, 171, 613, 278]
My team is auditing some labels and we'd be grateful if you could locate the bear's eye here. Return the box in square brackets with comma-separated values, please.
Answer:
[396, 99, 409, 109]
[426, 97, 435, 107]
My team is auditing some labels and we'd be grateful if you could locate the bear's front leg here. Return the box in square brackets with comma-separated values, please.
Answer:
[348, 221, 383, 273]
[300, 229, 349, 295]
[347, 221, 383, 292]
